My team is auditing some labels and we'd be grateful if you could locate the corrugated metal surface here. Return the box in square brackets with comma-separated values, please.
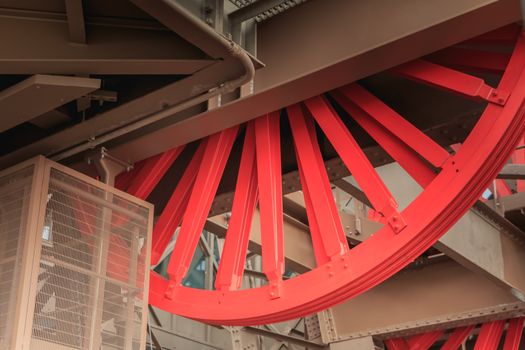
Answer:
[229, 0, 308, 21]
[30, 168, 149, 349]
[0, 166, 34, 349]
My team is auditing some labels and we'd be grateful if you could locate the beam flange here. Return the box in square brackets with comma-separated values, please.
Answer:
[323, 260, 525, 342]
[0, 74, 100, 132]
[0, 16, 212, 74]
[496, 164, 525, 179]
[65, 0, 86, 44]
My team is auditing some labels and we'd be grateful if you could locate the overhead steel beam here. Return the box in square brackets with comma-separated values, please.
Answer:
[0, 15, 212, 74]
[0, 74, 100, 132]
[322, 259, 525, 342]
[65, 0, 86, 44]
[106, 0, 521, 163]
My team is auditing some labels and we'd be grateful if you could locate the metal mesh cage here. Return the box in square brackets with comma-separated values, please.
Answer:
[0, 157, 152, 350]
[30, 167, 150, 349]
[0, 166, 34, 349]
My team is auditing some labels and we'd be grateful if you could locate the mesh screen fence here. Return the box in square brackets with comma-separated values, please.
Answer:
[30, 168, 150, 350]
[0, 166, 34, 349]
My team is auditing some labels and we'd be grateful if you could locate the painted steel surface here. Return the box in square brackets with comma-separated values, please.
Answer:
[117, 28, 525, 325]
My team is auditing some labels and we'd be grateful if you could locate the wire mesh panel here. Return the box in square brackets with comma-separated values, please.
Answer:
[28, 165, 151, 350]
[0, 166, 34, 349]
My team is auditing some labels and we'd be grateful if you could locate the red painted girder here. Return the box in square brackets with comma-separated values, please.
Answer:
[215, 122, 258, 291]
[331, 90, 436, 188]
[165, 126, 238, 297]
[393, 59, 508, 106]
[339, 83, 450, 168]
[115, 161, 144, 191]
[126, 146, 184, 200]
[407, 330, 443, 350]
[304, 96, 405, 232]
[441, 325, 475, 350]
[503, 317, 524, 350]
[288, 103, 349, 264]
[70, 194, 95, 236]
[496, 179, 513, 197]
[474, 320, 506, 350]
[428, 47, 510, 74]
[255, 112, 285, 298]
[385, 338, 409, 350]
[512, 135, 525, 192]
[150, 141, 207, 266]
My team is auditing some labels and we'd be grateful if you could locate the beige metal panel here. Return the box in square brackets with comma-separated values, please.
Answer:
[0, 75, 100, 132]
[0, 16, 211, 74]
[65, 0, 86, 44]
[107, 0, 521, 163]
[326, 260, 525, 341]
[435, 209, 525, 297]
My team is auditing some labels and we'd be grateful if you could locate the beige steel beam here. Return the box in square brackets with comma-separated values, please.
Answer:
[322, 259, 525, 342]
[107, 0, 521, 163]
[0, 75, 100, 132]
[337, 163, 525, 299]
[0, 14, 212, 74]
[65, 0, 86, 44]
[497, 164, 525, 179]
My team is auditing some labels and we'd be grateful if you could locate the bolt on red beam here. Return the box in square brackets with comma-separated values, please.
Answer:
[215, 122, 258, 291]
[150, 141, 207, 266]
[304, 95, 406, 233]
[407, 330, 444, 350]
[474, 320, 506, 350]
[393, 59, 508, 106]
[331, 89, 438, 188]
[288, 103, 349, 264]
[440, 325, 475, 350]
[503, 317, 525, 350]
[255, 112, 285, 298]
[165, 126, 238, 298]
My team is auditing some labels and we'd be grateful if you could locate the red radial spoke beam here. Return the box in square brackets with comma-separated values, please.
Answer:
[441, 325, 474, 350]
[115, 161, 144, 191]
[331, 91, 436, 188]
[288, 103, 349, 264]
[427, 47, 510, 74]
[304, 95, 406, 233]
[338, 83, 450, 169]
[165, 126, 239, 298]
[255, 112, 285, 298]
[512, 134, 525, 192]
[385, 338, 409, 350]
[126, 146, 184, 200]
[474, 320, 506, 350]
[407, 330, 444, 350]
[393, 59, 509, 106]
[215, 122, 259, 291]
[151, 141, 207, 266]
[503, 317, 525, 350]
